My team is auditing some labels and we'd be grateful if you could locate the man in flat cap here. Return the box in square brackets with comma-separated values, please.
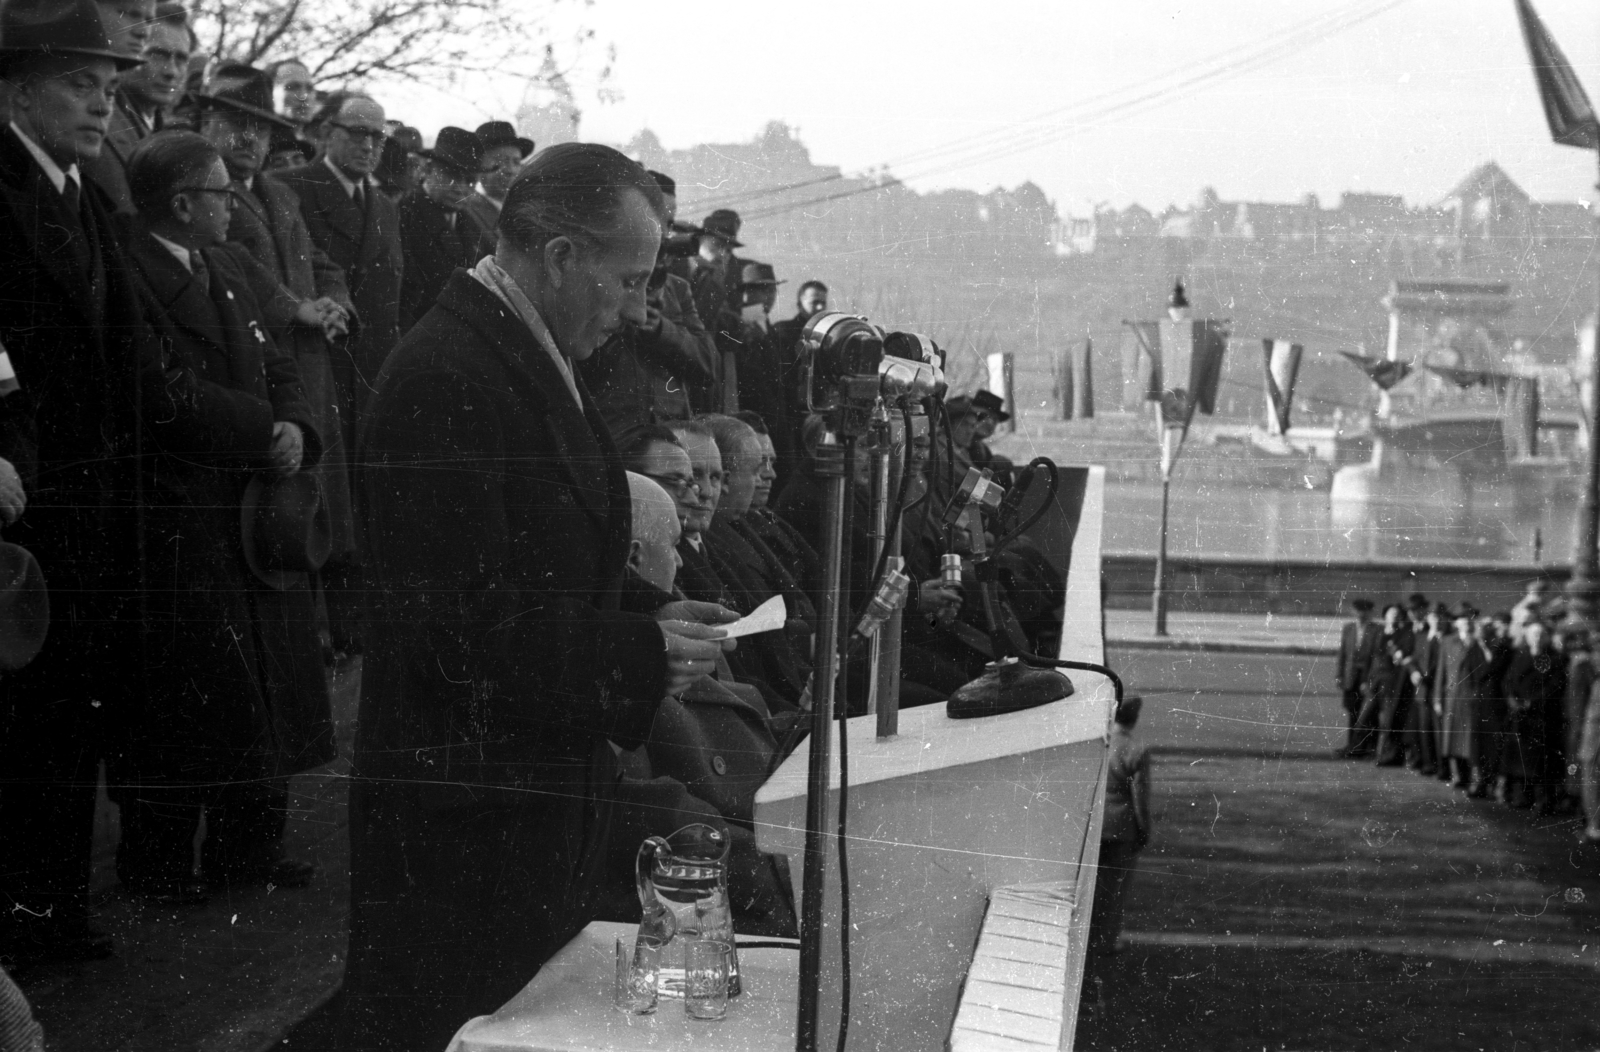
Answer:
[1334, 597, 1379, 758]
[398, 126, 493, 331]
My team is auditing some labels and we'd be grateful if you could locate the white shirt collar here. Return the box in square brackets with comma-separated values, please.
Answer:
[148, 231, 194, 272]
[468, 256, 582, 409]
[323, 155, 368, 198]
[9, 122, 79, 196]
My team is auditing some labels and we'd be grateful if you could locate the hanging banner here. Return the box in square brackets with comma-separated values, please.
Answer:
[1074, 338, 1095, 420]
[1261, 339, 1303, 435]
[1158, 319, 1229, 425]
[1502, 375, 1540, 460]
[985, 352, 1015, 433]
[1339, 350, 1412, 391]
[1055, 346, 1075, 420]
[1120, 321, 1162, 410]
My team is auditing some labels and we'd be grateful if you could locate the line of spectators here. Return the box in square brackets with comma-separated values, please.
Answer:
[1335, 583, 1600, 827]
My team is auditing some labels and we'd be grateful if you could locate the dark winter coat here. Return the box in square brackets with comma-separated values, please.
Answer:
[224, 170, 359, 557]
[275, 159, 402, 453]
[338, 270, 669, 1049]
[123, 230, 331, 785]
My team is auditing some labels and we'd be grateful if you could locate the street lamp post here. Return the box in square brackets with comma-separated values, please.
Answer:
[1567, 220, 1600, 632]
[1152, 420, 1184, 636]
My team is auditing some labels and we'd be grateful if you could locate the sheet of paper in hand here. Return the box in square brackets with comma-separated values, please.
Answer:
[717, 595, 786, 639]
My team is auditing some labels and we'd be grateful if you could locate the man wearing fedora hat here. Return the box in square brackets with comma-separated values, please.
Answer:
[730, 261, 797, 480]
[458, 118, 532, 238]
[116, 128, 330, 902]
[397, 126, 493, 331]
[688, 207, 749, 413]
[0, 0, 157, 965]
[967, 388, 1015, 487]
[197, 61, 359, 579]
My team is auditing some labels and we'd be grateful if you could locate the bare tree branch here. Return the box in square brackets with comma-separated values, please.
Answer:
[189, 0, 606, 93]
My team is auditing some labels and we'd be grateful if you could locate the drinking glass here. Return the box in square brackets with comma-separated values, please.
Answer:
[613, 934, 660, 1014]
[682, 938, 730, 1021]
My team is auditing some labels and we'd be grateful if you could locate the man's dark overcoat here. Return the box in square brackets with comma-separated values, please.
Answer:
[1439, 636, 1491, 763]
[122, 230, 331, 785]
[395, 191, 491, 331]
[339, 270, 669, 1050]
[225, 170, 359, 558]
[275, 159, 402, 453]
[0, 126, 149, 939]
[580, 271, 716, 441]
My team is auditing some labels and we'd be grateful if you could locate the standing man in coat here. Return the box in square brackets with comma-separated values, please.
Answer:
[80, 0, 154, 212]
[458, 119, 531, 250]
[396, 126, 490, 331]
[339, 142, 736, 1050]
[579, 170, 717, 442]
[116, 2, 189, 131]
[277, 90, 402, 652]
[195, 61, 358, 593]
[1334, 597, 1378, 757]
[688, 208, 747, 412]
[0, 0, 150, 965]
[116, 130, 330, 900]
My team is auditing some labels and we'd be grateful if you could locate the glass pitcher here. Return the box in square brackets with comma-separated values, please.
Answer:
[634, 823, 741, 998]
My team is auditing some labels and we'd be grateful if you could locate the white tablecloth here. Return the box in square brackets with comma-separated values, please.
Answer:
[445, 922, 799, 1052]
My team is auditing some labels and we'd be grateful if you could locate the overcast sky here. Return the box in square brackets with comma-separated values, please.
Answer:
[391, 0, 1600, 214]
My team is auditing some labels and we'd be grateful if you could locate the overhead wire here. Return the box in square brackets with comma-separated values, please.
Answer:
[681, 0, 1409, 220]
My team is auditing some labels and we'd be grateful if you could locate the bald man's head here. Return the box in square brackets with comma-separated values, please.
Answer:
[627, 471, 683, 592]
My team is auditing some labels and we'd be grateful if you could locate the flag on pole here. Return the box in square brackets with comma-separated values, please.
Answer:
[1261, 339, 1303, 435]
[1339, 350, 1412, 391]
[1514, 0, 1599, 150]
[1055, 346, 1075, 420]
[1120, 321, 1162, 410]
[1159, 319, 1229, 424]
[1074, 339, 1095, 419]
[985, 352, 1015, 433]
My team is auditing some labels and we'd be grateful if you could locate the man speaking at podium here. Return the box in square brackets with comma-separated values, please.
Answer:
[339, 143, 736, 1050]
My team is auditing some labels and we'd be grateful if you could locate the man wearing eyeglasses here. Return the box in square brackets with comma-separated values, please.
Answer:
[278, 90, 404, 653]
[196, 62, 360, 636]
[118, 127, 329, 908]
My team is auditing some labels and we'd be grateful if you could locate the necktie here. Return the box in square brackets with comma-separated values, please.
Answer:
[190, 248, 210, 293]
[352, 180, 365, 210]
[60, 175, 82, 226]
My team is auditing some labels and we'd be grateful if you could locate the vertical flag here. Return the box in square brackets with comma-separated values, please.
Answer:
[985, 352, 1015, 433]
[1515, 0, 1599, 150]
[1159, 319, 1230, 424]
[1261, 339, 1304, 435]
[1120, 321, 1162, 410]
[1056, 346, 1075, 420]
[1503, 375, 1540, 460]
[1075, 338, 1095, 419]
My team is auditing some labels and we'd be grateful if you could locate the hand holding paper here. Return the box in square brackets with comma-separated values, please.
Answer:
[717, 595, 787, 639]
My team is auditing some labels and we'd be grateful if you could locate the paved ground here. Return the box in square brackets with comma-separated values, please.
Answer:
[14, 639, 1600, 1050]
[1077, 646, 1600, 1051]
[12, 660, 359, 1052]
[1105, 608, 1343, 653]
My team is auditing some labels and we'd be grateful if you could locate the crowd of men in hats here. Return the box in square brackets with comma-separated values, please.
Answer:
[1335, 584, 1600, 834]
[0, 0, 1035, 1043]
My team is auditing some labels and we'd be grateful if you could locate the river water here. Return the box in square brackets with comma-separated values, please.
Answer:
[1101, 481, 1577, 563]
